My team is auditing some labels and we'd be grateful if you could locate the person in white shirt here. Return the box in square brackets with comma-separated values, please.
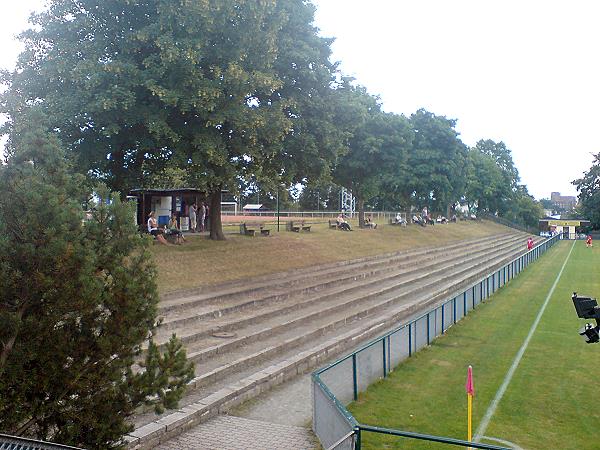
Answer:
[147, 212, 169, 245]
[189, 203, 197, 233]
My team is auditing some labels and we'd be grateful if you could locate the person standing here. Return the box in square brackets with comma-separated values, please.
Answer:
[527, 237, 534, 250]
[199, 202, 207, 232]
[586, 235, 593, 248]
[189, 203, 197, 233]
[204, 202, 210, 232]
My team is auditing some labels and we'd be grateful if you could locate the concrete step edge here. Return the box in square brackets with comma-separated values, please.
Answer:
[158, 231, 521, 309]
[153, 236, 526, 348]
[157, 233, 523, 320]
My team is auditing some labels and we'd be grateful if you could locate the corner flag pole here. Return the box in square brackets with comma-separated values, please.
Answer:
[466, 365, 474, 447]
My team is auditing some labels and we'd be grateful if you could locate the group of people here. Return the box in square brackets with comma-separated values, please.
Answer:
[147, 212, 187, 245]
[188, 202, 209, 233]
[410, 209, 457, 227]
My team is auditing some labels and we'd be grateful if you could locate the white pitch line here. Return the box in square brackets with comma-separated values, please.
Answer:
[474, 240, 575, 442]
[481, 435, 525, 450]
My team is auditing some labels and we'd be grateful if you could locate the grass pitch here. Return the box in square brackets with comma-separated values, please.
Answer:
[348, 240, 600, 450]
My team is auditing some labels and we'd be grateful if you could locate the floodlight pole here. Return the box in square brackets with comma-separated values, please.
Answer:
[277, 187, 280, 232]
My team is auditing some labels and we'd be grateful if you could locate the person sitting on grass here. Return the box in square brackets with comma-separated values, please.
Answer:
[365, 215, 377, 229]
[412, 214, 426, 227]
[147, 212, 169, 245]
[336, 213, 352, 231]
[394, 213, 407, 226]
[166, 214, 186, 245]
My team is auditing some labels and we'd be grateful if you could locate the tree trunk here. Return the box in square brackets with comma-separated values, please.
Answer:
[358, 197, 365, 228]
[0, 302, 27, 377]
[209, 189, 226, 241]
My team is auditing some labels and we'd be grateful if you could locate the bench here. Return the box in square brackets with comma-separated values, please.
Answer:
[240, 222, 270, 237]
[328, 219, 339, 230]
[286, 221, 311, 233]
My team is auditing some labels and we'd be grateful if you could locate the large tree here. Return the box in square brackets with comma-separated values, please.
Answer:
[471, 139, 520, 215]
[406, 109, 467, 215]
[464, 147, 506, 213]
[573, 152, 600, 228]
[2, 0, 343, 240]
[0, 112, 193, 448]
[505, 185, 544, 229]
[333, 84, 412, 227]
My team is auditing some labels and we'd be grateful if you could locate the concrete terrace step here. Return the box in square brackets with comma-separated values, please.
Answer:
[128, 233, 539, 448]
[157, 232, 519, 315]
[152, 233, 525, 348]
[155, 232, 522, 336]
[172, 236, 525, 384]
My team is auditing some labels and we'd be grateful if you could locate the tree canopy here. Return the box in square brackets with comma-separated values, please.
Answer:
[2, 0, 345, 240]
[573, 153, 600, 228]
[332, 83, 412, 226]
[406, 109, 467, 214]
[1, 0, 543, 234]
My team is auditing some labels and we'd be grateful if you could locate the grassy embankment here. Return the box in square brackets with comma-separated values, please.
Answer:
[151, 219, 508, 294]
[347, 240, 600, 450]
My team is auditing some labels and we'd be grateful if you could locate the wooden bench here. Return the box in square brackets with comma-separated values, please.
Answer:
[328, 219, 339, 230]
[240, 222, 270, 236]
[287, 221, 311, 232]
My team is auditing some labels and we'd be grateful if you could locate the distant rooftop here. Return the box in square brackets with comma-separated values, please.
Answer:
[242, 204, 265, 210]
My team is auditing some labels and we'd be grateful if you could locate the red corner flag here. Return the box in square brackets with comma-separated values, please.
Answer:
[465, 365, 474, 396]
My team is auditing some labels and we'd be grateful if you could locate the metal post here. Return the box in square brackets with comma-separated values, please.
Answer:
[352, 354, 358, 401]
[408, 323, 413, 357]
[453, 298, 457, 324]
[441, 306, 445, 334]
[277, 187, 280, 232]
[426, 313, 430, 345]
[382, 339, 387, 377]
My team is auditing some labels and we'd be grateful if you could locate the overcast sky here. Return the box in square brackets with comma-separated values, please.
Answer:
[2, 1, 598, 199]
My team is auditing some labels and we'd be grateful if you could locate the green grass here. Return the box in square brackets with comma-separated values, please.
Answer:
[347, 241, 600, 450]
[151, 220, 508, 293]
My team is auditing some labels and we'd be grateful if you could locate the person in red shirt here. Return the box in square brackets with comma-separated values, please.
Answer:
[586, 235, 593, 248]
[527, 237, 534, 250]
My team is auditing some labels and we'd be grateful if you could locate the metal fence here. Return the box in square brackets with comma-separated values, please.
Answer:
[223, 210, 405, 222]
[312, 234, 560, 450]
[0, 434, 81, 450]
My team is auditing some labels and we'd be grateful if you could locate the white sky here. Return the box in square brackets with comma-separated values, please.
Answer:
[2, 1, 598, 199]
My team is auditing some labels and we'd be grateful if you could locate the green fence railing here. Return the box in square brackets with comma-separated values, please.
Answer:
[312, 234, 560, 450]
